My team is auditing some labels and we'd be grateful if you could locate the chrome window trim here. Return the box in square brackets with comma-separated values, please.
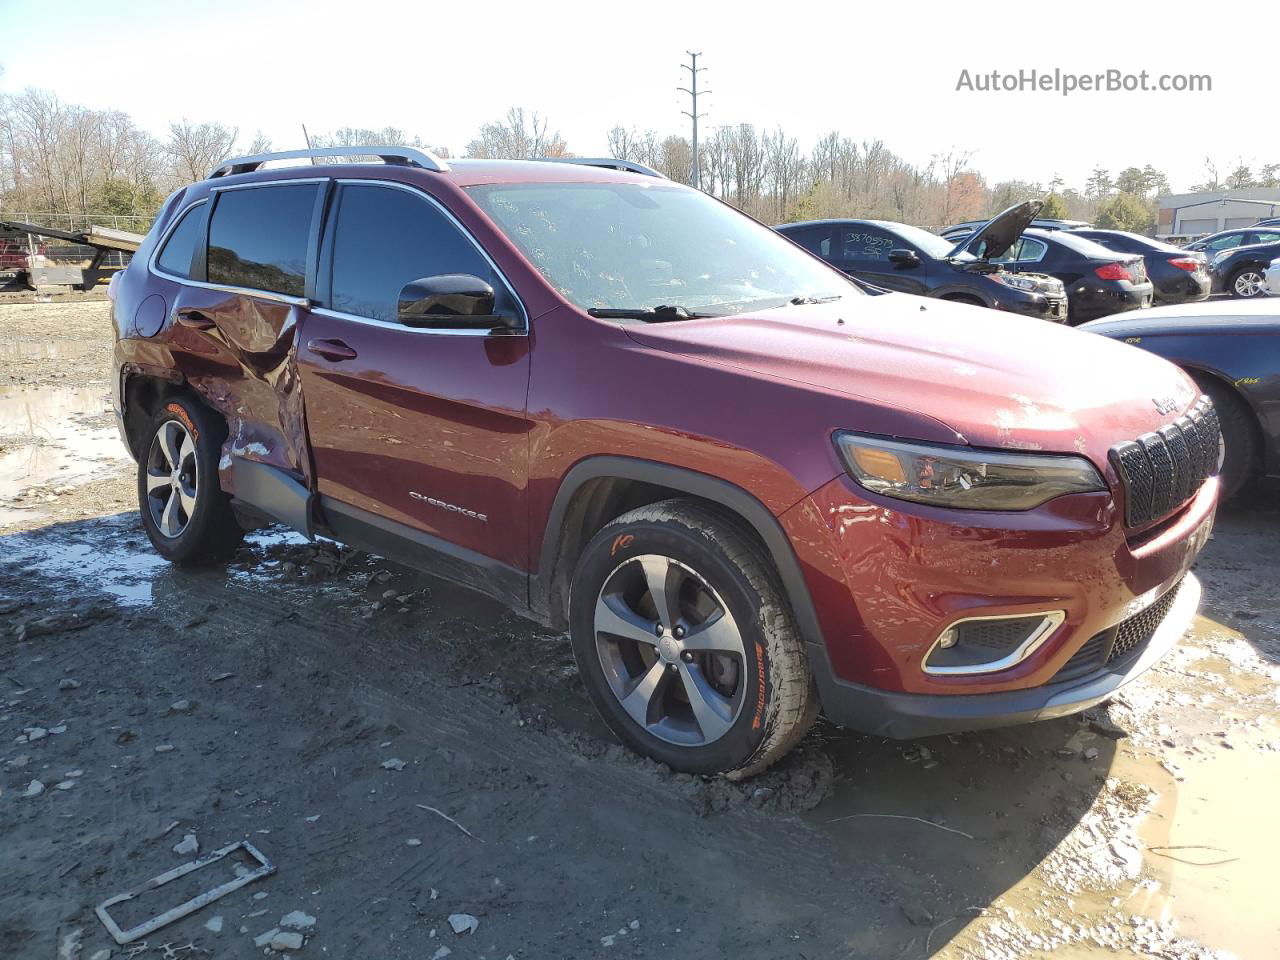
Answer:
[921, 610, 1066, 677]
[324, 178, 529, 336]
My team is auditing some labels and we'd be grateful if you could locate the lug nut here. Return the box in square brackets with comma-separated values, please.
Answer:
[673, 625, 686, 639]
[668, 663, 679, 672]
[654, 623, 664, 637]
[681, 650, 694, 663]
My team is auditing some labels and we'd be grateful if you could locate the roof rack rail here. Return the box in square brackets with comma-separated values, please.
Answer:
[208, 145, 450, 180]
[537, 157, 667, 179]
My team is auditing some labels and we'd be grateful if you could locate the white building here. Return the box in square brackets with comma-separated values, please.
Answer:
[1157, 188, 1280, 240]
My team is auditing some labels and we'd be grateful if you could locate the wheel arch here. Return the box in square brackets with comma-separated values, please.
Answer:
[1183, 364, 1267, 470]
[534, 456, 824, 650]
[120, 369, 197, 459]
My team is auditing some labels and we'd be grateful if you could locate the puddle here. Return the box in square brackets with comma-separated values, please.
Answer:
[0, 381, 131, 509]
[1, 515, 168, 606]
[0, 339, 92, 361]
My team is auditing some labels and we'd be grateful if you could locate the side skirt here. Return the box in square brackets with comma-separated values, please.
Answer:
[317, 496, 532, 617]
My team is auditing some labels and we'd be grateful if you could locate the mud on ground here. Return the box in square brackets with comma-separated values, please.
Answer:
[1, 301, 1277, 959]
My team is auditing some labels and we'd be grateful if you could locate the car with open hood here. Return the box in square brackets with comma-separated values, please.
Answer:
[777, 201, 1068, 321]
[110, 148, 1218, 778]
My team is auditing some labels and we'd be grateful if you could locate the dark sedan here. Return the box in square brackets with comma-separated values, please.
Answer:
[955, 228, 1155, 324]
[1208, 240, 1280, 298]
[1072, 229, 1209, 305]
[1183, 225, 1280, 255]
[1082, 299, 1280, 497]
[777, 201, 1069, 321]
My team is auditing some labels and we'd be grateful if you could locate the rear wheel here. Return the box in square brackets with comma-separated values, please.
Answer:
[1194, 376, 1259, 499]
[137, 396, 244, 564]
[1229, 266, 1266, 298]
[568, 500, 818, 779]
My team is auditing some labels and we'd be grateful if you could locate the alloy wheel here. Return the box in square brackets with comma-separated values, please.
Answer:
[593, 554, 747, 746]
[144, 420, 199, 539]
[1233, 271, 1264, 297]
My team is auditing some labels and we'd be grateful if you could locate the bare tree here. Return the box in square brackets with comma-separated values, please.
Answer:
[167, 119, 238, 183]
[465, 108, 568, 159]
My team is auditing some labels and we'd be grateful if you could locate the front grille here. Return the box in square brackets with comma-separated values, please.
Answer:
[1109, 580, 1182, 663]
[1049, 578, 1184, 683]
[1109, 396, 1220, 527]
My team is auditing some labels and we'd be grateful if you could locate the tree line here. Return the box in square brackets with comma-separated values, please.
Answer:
[2, 83, 1277, 236]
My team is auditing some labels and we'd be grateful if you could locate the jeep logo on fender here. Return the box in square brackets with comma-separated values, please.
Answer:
[409, 492, 488, 522]
[1152, 395, 1180, 415]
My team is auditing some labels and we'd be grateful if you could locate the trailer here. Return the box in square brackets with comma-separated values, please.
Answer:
[0, 220, 144, 292]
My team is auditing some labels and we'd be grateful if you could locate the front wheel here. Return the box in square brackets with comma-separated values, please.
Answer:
[568, 500, 818, 779]
[1229, 266, 1266, 298]
[137, 395, 244, 565]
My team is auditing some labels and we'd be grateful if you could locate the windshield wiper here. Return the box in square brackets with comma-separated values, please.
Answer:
[587, 304, 721, 321]
[788, 294, 844, 305]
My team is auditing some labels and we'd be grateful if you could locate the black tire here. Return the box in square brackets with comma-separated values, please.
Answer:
[1227, 264, 1266, 299]
[1194, 377, 1258, 500]
[568, 499, 818, 779]
[940, 294, 986, 308]
[137, 395, 244, 565]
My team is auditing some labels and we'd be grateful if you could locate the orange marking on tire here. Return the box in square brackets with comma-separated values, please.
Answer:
[165, 402, 199, 440]
[610, 534, 635, 557]
[752, 641, 766, 730]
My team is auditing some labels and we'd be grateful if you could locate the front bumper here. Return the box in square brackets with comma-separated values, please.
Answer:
[811, 573, 1199, 738]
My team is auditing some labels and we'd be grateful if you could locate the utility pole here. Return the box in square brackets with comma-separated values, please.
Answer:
[678, 51, 709, 190]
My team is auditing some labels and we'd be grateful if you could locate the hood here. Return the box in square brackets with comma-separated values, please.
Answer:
[1082, 297, 1280, 337]
[624, 294, 1199, 467]
[946, 199, 1043, 260]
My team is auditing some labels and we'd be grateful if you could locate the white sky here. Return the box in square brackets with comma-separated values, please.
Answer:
[0, 0, 1269, 192]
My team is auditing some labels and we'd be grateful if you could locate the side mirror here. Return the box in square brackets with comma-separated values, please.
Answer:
[397, 274, 513, 331]
[888, 248, 921, 267]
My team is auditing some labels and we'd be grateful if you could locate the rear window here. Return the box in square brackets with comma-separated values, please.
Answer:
[1044, 231, 1126, 260]
[155, 202, 208, 278]
[207, 184, 318, 297]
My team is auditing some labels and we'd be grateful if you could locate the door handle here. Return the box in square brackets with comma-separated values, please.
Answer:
[307, 338, 358, 362]
[175, 308, 215, 330]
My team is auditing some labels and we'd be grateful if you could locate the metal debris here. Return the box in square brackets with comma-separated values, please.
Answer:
[95, 841, 275, 944]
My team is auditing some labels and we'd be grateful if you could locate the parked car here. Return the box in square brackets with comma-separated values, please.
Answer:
[111, 146, 1218, 777]
[940, 217, 1090, 240]
[1265, 256, 1280, 296]
[1208, 240, 1280, 298]
[1071, 229, 1209, 305]
[951, 227, 1156, 323]
[1083, 299, 1279, 496]
[1253, 217, 1280, 227]
[776, 202, 1068, 321]
[1183, 226, 1280, 255]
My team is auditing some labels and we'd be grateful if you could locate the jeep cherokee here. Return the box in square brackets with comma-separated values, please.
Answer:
[110, 146, 1220, 778]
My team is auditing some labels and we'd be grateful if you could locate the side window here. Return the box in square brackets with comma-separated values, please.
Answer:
[840, 227, 894, 262]
[786, 227, 831, 258]
[207, 184, 318, 297]
[1204, 232, 1243, 254]
[155, 202, 208, 279]
[328, 184, 506, 324]
[1253, 231, 1280, 245]
[992, 238, 1047, 263]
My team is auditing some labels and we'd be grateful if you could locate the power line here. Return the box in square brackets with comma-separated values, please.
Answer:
[678, 51, 709, 190]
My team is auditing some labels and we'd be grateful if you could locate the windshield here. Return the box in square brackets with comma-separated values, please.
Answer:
[886, 222, 961, 259]
[467, 181, 858, 316]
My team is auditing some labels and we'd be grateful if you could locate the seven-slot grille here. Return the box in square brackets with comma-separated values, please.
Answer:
[1108, 396, 1220, 527]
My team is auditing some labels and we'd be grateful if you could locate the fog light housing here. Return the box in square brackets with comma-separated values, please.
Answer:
[923, 612, 1066, 676]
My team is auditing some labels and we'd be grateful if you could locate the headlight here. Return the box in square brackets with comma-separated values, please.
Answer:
[834, 433, 1107, 510]
[992, 272, 1038, 292]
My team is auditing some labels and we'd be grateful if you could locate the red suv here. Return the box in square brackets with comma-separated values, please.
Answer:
[111, 147, 1219, 778]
